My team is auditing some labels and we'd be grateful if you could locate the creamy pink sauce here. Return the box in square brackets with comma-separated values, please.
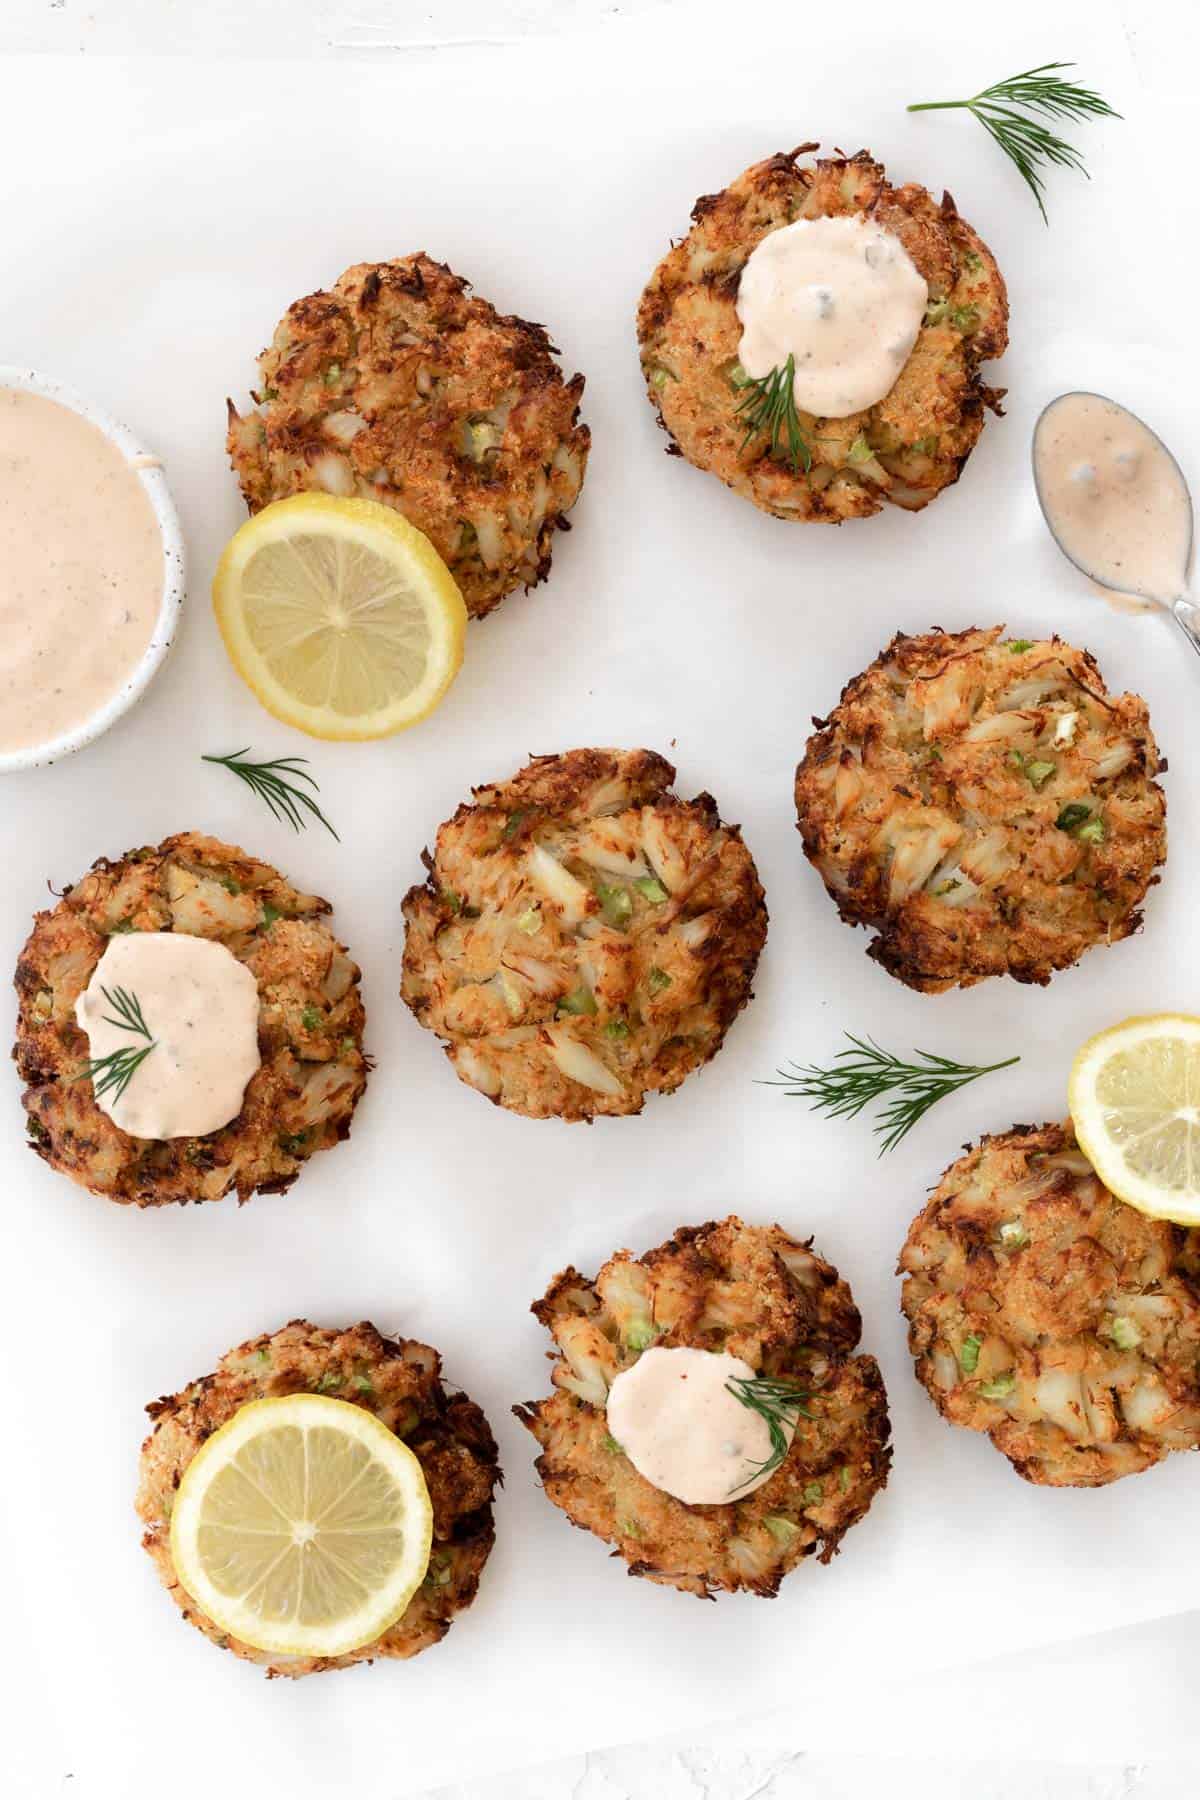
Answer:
[736, 216, 928, 418]
[0, 388, 163, 753]
[75, 933, 261, 1140]
[1034, 393, 1192, 603]
[605, 1346, 792, 1506]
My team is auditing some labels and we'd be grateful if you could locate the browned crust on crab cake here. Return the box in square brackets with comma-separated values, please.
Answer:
[136, 1321, 500, 1676]
[400, 749, 768, 1120]
[227, 253, 589, 620]
[637, 145, 1007, 520]
[14, 833, 367, 1206]
[516, 1217, 890, 1597]
[793, 627, 1166, 993]
[899, 1124, 1200, 1487]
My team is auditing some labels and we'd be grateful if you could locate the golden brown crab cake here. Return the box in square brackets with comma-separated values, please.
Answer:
[794, 627, 1165, 993]
[899, 1125, 1200, 1487]
[227, 254, 589, 620]
[515, 1217, 891, 1597]
[14, 832, 367, 1206]
[401, 750, 767, 1120]
[137, 1321, 500, 1676]
[637, 145, 1007, 520]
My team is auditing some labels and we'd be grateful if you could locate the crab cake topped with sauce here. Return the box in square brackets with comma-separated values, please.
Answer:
[638, 145, 1006, 521]
[15, 833, 367, 1206]
[400, 749, 767, 1120]
[227, 254, 590, 621]
[899, 1125, 1200, 1487]
[137, 1321, 500, 1676]
[516, 1217, 890, 1597]
[794, 627, 1165, 993]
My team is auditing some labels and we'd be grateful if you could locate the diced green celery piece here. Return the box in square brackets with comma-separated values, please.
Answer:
[597, 883, 633, 930]
[959, 1333, 982, 1374]
[634, 876, 669, 904]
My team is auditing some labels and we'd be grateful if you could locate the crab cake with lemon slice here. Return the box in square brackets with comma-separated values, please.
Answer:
[227, 254, 589, 621]
[400, 749, 767, 1119]
[515, 1217, 891, 1597]
[137, 1321, 500, 1675]
[638, 145, 1007, 521]
[899, 1124, 1200, 1487]
[794, 627, 1165, 993]
[14, 832, 367, 1206]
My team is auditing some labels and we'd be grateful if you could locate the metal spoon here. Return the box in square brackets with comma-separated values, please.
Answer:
[1032, 391, 1199, 659]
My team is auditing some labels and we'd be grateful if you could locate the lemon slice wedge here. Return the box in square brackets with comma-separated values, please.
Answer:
[169, 1393, 433, 1658]
[1069, 1015, 1200, 1224]
[213, 494, 467, 740]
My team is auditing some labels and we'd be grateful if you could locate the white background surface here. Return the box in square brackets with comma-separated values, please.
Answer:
[3, 3, 1200, 1797]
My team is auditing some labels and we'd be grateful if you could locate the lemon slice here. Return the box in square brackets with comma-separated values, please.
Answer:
[213, 494, 467, 740]
[1069, 1015, 1200, 1224]
[169, 1394, 433, 1658]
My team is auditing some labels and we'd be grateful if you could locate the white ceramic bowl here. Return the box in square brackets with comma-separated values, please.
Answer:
[0, 365, 185, 773]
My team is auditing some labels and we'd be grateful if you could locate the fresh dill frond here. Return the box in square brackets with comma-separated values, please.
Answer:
[908, 62, 1120, 223]
[78, 984, 157, 1105]
[734, 354, 812, 472]
[764, 1034, 1019, 1155]
[97, 984, 153, 1040]
[202, 748, 340, 841]
[726, 1375, 814, 1491]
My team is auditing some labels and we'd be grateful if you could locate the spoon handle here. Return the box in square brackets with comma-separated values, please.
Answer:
[1172, 596, 1200, 661]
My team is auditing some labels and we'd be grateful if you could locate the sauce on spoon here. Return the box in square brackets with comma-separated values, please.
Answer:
[1033, 392, 1192, 604]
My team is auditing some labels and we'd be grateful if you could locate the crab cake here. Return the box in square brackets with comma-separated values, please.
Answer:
[227, 254, 589, 620]
[14, 833, 367, 1206]
[900, 1125, 1200, 1487]
[794, 627, 1166, 993]
[401, 749, 767, 1120]
[516, 1217, 890, 1597]
[137, 1321, 500, 1676]
[638, 145, 1007, 520]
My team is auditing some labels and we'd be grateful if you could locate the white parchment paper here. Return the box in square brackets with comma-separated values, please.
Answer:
[1, 3, 1196, 1792]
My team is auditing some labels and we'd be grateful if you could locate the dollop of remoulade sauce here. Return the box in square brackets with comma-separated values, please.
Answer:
[736, 215, 928, 418]
[1033, 393, 1192, 604]
[0, 387, 163, 754]
[76, 933, 261, 1140]
[605, 1345, 794, 1506]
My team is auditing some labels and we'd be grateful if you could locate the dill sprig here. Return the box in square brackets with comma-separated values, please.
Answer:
[765, 1034, 1019, 1155]
[202, 748, 340, 841]
[726, 1375, 814, 1491]
[78, 985, 157, 1105]
[908, 62, 1120, 223]
[734, 354, 812, 473]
